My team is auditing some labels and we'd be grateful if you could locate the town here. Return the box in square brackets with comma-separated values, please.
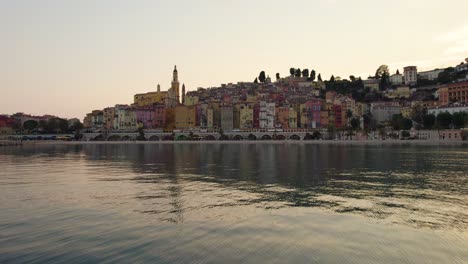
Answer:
[2, 59, 468, 141]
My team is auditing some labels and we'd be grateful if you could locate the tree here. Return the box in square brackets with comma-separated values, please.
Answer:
[349, 75, 356, 82]
[69, 120, 84, 132]
[136, 127, 146, 141]
[254, 77, 258, 84]
[437, 112, 453, 129]
[391, 114, 413, 130]
[23, 120, 38, 132]
[350, 118, 360, 130]
[302, 69, 309, 79]
[312, 131, 322, 140]
[452, 112, 467, 129]
[379, 72, 390, 90]
[294, 68, 301, 78]
[275, 73, 280, 81]
[330, 75, 335, 82]
[401, 118, 413, 130]
[410, 104, 426, 126]
[422, 114, 436, 129]
[318, 73, 322, 82]
[310, 70, 316, 82]
[375, 65, 390, 79]
[259, 71, 266, 83]
[290, 68, 295, 76]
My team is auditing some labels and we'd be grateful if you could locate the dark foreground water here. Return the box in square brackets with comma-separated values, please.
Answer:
[0, 143, 467, 263]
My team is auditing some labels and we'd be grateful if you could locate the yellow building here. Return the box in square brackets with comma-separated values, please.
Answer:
[175, 105, 196, 129]
[103, 107, 115, 130]
[165, 107, 175, 131]
[134, 84, 168, 107]
[207, 108, 214, 128]
[276, 106, 290, 129]
[239, 105, 254, 129]
[401, 106, 412, 118]
[185, 95, 199, 106]
[289, 108, 298, 128]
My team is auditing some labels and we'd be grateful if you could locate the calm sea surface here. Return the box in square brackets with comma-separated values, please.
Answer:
[0, 143, 467, 263]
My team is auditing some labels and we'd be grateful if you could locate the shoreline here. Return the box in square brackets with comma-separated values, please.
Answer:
[13, 140, 468, 146]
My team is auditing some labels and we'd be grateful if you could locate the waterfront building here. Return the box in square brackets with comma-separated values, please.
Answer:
[370, 101, 401, 123]
[438, 81, 468, 106]
[220, 106, 234, 130]
[207, 108, 214, 128]
[239, 104, 254, 129]
[331, 104, 343, 128]
[259, 101, 275, 129]
[114, 105, 137, 130]
[404, 66, 417, 85]
[103, 107, 115, 130]
[275, 106, 290, 129]
[91, 110, 104, 130]
[83, 113, 92, 128]
[175, 105, 196, 129]
[288, 108, 298, 129]
[300, 99, 322, 129]
[135, 107, 153, 129]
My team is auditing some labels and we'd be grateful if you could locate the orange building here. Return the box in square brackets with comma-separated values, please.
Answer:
[439, 81, 468, 106]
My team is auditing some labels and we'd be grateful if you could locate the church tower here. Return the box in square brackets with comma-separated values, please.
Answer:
[182, 84, 186, 105]
[171, 65, 180, 103]
[157, 84, 160, 92]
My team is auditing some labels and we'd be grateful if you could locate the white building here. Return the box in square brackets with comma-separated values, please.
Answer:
[418, 69, 445, 81]
[370, 102, 401, 123]
[390, 72, 404, 86]
[259, 101, 275, 129]
[427, 105, 468, 116]
[404, 66, 417, 85]
[114, 105, 137, 130]
[455, 58, 468, 72]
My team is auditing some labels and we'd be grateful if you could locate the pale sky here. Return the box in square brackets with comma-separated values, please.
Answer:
[1, 0, 468, 119]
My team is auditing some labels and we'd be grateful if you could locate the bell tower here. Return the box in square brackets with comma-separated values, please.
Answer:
[171, 65, 180, 103]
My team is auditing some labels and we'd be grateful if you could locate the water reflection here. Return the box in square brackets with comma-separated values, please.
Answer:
[1, 143, 467, 263]
[5, 143, 464, 230]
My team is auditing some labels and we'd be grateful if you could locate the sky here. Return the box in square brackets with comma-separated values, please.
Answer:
[1, 0, 468, 119]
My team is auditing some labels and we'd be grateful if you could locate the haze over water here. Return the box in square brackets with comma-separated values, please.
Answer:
[0, 143, 467, 263]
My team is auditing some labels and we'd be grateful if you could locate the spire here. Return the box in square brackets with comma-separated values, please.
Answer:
[182, 83, 186, 104]
[157, 84, 160, 92]
[172, 65, 179, 83]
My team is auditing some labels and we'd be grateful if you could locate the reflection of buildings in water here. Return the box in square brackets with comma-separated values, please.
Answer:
[75, 144, 462, 229]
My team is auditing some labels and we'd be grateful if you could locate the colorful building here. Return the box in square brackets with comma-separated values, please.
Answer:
[175, 105, 196, 129]
[259, 101, 275, 129]
[220, 106, 234, 130]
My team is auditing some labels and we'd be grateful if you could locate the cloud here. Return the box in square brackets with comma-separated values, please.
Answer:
[435, 23, 468, 55]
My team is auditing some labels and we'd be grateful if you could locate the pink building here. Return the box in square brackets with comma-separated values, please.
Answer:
[302, 99, 322, 128]
[153, 105, 166, 128]
[135, 105, 166, 129]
